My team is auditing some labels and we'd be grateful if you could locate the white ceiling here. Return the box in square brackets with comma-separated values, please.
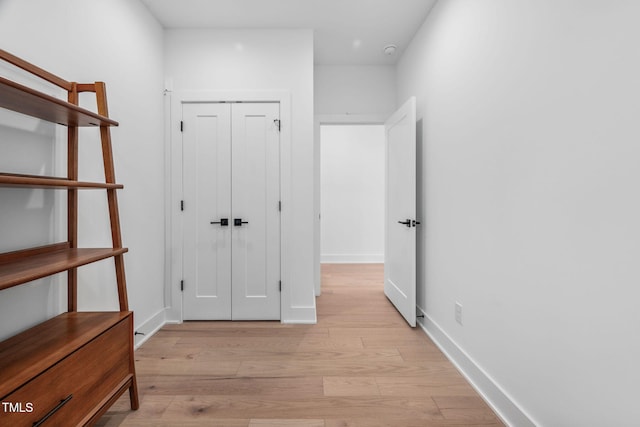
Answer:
[140, 0, 437, 65]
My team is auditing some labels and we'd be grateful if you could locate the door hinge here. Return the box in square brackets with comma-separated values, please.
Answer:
[278, 201, 281, 212]
[273, 119, 281, 132]
[279, 280, 282, 292]
[181, 200, 184, 211]
[180, 121, 184, 132]
[180, 280, 184, 291]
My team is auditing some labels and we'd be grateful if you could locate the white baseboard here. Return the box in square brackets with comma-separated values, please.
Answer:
[133, 308, 167, 349]
[416, 306, 538, 427]
[321, 253, 384, 263]
[282, 305, 317, 324]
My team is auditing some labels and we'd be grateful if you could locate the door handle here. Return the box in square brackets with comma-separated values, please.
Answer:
[210, 218, 229, 226]
[398, 219, 411, 227]
[234, 218, 249, 226]
[412, 220, 421, 227]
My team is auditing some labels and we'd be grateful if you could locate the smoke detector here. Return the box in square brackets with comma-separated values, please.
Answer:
[383, 45, 397, 56]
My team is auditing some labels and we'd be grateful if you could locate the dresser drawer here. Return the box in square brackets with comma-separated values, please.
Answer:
[0, 317, 131, 427]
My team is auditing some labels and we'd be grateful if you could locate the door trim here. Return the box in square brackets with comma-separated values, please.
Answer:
[165, 90, 291, 323]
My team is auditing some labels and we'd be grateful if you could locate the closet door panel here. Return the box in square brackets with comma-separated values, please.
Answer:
[182, 103, 232, 320]
[231, 103, 281, 320]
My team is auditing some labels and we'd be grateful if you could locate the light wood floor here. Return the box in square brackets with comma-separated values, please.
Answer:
[97, 264, 503, 426]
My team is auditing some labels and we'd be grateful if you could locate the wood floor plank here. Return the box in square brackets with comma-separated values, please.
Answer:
[134, 357, 241, 376]
[325, 420, 503, 427]
[171, 337, 305, 350]
[361, 336, 433, 348]
[162, 395, 444, 420]
[99, 263, 503, 426]
[295, 337, 366, 350]
[323, 376, 380, 396]
[375, 377, 479, 397]
[162, 325, 330, 338]
[95, 395, 175, 426]
[236, 359, 458, 378]
[249, 419, 325, 427]
[396, 343, 448, 361]
[433, 396, 502, 422]
[433, 395, 496, 409]
[138, 376, 324, 398]
[102, 419, 250, 427]
[329, 326, 425, 338]
[439, 408, 503, 422]
[157, 348, 403, 363]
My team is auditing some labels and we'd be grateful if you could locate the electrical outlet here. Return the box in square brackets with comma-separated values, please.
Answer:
[455, 302, 463, 325]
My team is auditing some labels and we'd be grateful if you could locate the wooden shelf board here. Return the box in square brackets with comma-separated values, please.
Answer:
[0, 172, 123, 189]
[0, 311, 131, 398]
[0, 247, 128, 291]
[0, 75, 118, 127]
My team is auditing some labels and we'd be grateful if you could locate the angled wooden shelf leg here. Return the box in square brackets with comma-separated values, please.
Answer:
[95, 81, 138, 409]
[67, 83, 79, 312]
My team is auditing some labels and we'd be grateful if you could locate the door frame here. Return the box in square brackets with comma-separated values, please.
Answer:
[313, 114, 388, 296]
[166, 90, 291, 323]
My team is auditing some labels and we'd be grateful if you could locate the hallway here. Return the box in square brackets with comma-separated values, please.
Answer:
[98, 264, 503, 426]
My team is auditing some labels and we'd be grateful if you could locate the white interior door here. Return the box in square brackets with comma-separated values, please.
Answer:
[384, 97, 417, 327]
[231, 103, 281, 320]
[183, 103, 232, 320]
[182, 102, 281, 321]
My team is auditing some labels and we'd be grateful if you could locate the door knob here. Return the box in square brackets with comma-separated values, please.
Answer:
[412, 220, 421, 227]
[398, 219, 411, 227]
[210, 218, 229, 226]
[234, 218, 249, 226]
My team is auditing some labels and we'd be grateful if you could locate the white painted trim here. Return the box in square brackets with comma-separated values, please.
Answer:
[416, 306, 538, 427]
[321, 254, 384, 264]
[314, 114, 388, 297]
[282, 306, 317, 324]
[166, 90, 293, 323]
[133, 308, 167, 349]
[163, 89, 173, 316]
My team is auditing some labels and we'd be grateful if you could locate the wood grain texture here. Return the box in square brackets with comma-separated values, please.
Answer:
[96, 264, 503, 426]
[66, 84, 79, 311]
[0, 312, 131, 398]
[0, 75, 117, 127]
[0, 172, 123, 189]
[0, 247, 128, 291]
[2, 322, 131, 427]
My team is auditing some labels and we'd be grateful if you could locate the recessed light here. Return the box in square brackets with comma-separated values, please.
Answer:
[353, 39, 362, 49]
[383, 44, 397, 56]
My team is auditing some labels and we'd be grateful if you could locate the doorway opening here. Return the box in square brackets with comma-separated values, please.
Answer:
[320, 124, 385, 265]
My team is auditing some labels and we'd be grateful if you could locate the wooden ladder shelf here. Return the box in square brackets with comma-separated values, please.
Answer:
[0, 49, 138, 426]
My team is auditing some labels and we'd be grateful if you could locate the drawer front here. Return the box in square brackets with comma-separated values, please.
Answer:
[0, 317, 131, 427]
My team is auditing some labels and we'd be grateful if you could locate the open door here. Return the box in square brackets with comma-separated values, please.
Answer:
[384, 97, 417, 327]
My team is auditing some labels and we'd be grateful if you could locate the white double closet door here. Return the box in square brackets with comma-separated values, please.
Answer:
[182, 102, 281, 320]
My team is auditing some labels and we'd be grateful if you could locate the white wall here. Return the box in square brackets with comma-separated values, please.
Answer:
[315, 65, 396, 115]
[0, 0, 166, 342]
[164, 29, 316, 322]
[320, 125, 385, 263]
[398, 1, 640, 425]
